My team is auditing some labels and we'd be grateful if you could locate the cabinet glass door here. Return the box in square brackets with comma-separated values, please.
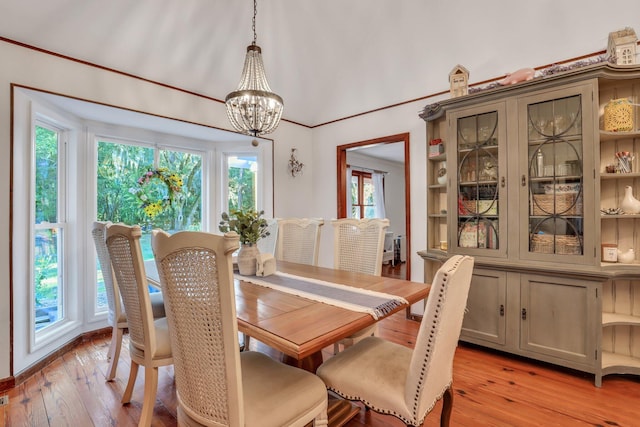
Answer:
[527, 94, 585, 257]
[452, 106, 506, 257]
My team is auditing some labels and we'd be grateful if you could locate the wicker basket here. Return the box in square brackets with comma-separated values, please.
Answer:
[462, 200, 498, 215]
[530, 234, 582, 255]
[531, 193, 583, 216]
[604, 98, 634, 132]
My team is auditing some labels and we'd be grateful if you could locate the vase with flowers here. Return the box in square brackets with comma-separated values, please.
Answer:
[219, 209, 270, 275]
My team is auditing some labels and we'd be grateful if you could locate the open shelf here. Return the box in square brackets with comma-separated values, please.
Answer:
[601, 351, 640, 372]
[602, 312, 640, 326]
[600, 130, 640, 142]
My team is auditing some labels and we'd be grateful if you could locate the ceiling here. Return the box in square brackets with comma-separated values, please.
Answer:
[1, 1, 639, 128]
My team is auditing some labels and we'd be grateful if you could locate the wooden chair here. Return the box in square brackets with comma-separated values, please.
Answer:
[275, 218, 324, 266]
[317, 255, 474, 427]
[151, 229, 328, 427]
[331, 218, 389, 354]
[91, 221, 165, 381]
[105, 223, 173, 427]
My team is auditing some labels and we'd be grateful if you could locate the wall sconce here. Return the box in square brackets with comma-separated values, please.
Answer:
[288, 148, 304, 177]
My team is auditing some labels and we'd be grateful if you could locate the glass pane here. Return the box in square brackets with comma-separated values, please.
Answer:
[34, 227, 63, 330]
[350, 206, 360, 219]
[364, 206, 376, 218]
[350, 176, 358, 205]
[457, 111, 500, 250]
[159, 149, 202, 232]
[35, 126, 58, 224]
[528, 95, 583, 255]
[363, 178, 374, 205]
[95, 259, 108, 312]
[96, 141, 202, 303]
[228, 155, 257, 212]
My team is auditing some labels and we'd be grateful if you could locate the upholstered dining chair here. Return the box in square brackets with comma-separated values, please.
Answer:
[317, 255, 474, 427]
[331, 218, 390, 354]
[257, 217, 279, 255]
[151, 229, 328, 427]
[275, 218, 324, 266]
[104, 223, 173, 427]
[91, 221, 165, 381]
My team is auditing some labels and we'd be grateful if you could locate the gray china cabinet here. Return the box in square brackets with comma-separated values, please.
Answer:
[420, 63, 640, 386]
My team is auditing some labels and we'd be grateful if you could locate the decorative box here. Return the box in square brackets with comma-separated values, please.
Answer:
[601, 243, 618, 262]
[604, 98, 634, 132]
[428, 139, 444, 157]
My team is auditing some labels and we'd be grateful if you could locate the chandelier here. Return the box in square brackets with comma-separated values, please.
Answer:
[225, 0, 283, 137]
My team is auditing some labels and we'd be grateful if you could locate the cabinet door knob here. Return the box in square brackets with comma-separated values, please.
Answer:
[501, 176, 506, 188]
[500, 304, 505, 316]
[521, 308, 527, 320]
[521, 174, 527, 187]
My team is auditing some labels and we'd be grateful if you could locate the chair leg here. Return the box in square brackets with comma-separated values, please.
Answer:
[243, 333, 250, 351]
[106, 326, 124, 381]
[440, 386, 453, 427]
[121, 361, 139, 404]
[138, 366, 159, 427]
[313, 408, 329, 426]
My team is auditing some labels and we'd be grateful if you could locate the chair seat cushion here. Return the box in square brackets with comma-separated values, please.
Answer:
[129, 317, 172, 361]
[241, 351, 327, 427]
[114, 291, 165, 325]
[317, 336, 412, 418]
[149, 291, 166, 318]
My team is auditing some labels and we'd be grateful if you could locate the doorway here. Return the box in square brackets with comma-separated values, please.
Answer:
[337, 133, 411, 280]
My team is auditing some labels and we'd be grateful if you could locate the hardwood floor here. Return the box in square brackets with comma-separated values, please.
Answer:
[381, 261, 406, 280]
[3, 311, 639, 426]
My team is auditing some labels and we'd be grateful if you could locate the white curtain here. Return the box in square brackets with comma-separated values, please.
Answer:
[346, 167, 353, 218]
[372, 172, 386, 219]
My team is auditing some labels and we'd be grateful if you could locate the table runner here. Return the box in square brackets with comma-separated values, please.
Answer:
[236, 271, 408, 320]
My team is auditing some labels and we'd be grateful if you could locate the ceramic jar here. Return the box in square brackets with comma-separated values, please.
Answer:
[237, 243, 259, 275]
[437, 161, 447, 185]
[620, 186, 640, 214]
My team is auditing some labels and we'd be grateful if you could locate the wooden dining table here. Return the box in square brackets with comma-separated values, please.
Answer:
[146, 259, 430, 426]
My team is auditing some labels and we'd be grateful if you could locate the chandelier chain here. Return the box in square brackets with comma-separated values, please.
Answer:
[252, 0, 257, 45]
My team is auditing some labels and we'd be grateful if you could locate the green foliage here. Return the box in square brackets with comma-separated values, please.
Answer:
[35, 126, 59, 224]
[219, 209, 269, 245]
[227, 163, 256, 212]
[96, 141, 202, 231]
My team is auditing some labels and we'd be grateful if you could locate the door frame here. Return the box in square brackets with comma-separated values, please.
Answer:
[336, 132, 411, 279]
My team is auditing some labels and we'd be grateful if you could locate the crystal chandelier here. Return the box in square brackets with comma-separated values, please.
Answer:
[225, 0, 283, 137]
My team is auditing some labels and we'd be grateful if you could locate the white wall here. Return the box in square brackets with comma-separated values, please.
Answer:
[0, 40, 315, 379]
[310, 101, 438, 279]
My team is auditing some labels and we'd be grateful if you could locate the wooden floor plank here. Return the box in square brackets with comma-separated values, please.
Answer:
[3, 311, 640, 427]
[37, 358, 94, 426]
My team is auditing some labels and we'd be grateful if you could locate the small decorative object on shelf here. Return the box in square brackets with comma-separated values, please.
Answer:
[615, 151, 635, 173]
[601, 243, 618, 262]
[429, 138, 444, 157]
[607, 27, 637, 65]
[498, 68, 536, 85]
[449, 65, 469, 98]
[601, 207, 622, 215]
[617, 248, 635, 264]
[536, 150, 545, 177]
[437, 161, 447, 185]
[603, 98, 634, 132]
[620, 185, 640, 214]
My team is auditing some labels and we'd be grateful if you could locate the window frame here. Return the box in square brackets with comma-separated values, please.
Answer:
[12, 87, 274, 375]
[350, 170, 373, 219]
